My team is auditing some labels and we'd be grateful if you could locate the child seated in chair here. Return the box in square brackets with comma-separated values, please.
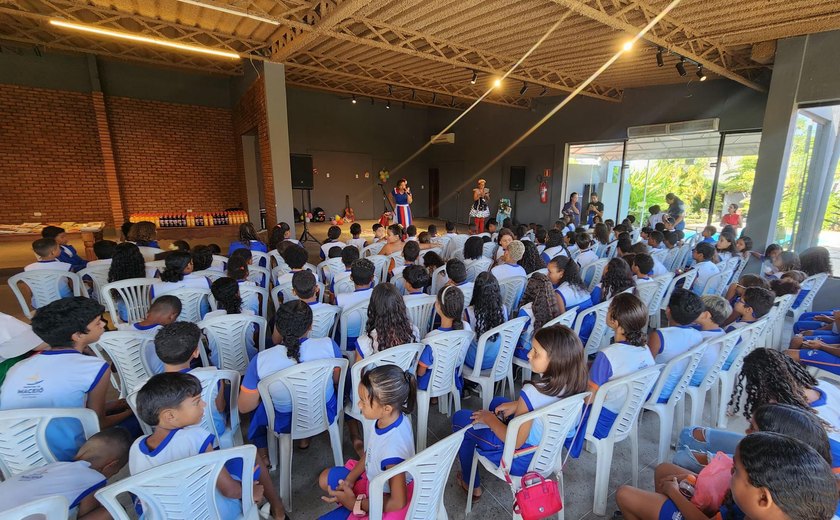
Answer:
[418, 286, 472, 392]
[41, 225, 87, 271]
[131, 372, 288, 519]
[116, 294, 182, 375]
[329, 246, 359, 293]
[0, 297, 137, 460]
[402, 265, 431, 301]
[689, 295, 731, 386]
[0, 427, 131, 518]
[24, 238, 73, 307]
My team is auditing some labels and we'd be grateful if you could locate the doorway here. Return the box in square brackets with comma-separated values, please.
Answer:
[429, 168, 440, 218]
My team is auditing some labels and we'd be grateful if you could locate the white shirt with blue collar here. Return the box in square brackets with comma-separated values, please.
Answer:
[652, 325, 703, 401]
[365, 414, 415, 493]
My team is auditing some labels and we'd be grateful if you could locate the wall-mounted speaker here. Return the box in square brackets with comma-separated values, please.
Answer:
[509, 166, 526, 192]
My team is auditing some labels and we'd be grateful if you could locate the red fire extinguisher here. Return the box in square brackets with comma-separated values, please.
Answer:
[539, 180, 549, 204]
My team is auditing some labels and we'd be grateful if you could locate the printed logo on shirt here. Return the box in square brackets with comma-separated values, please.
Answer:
[19, 468, 48, 481]
[18, 375, 45, 396]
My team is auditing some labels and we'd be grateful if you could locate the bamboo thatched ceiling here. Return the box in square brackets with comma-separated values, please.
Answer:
[1, 0, 838, 109]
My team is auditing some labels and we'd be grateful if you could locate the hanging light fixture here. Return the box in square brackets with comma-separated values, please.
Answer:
[696, 65, 707, 81]
[470, 70, 477, 84]
[386, 100, 391, 109]
[351, 95, 356, 104]
[519, 82, 528, 95]
[675, 57, 687, 76]
[656, 47, 664, 67]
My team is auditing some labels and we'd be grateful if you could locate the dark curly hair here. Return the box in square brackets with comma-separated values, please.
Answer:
[463, 236, 484, 261]
[470, 272, 505, 337]
[519, 273, 560, 330]
[275, 300, 313, 362]
[607, 293, 648, 347]
[518, 241, 546, 274]
[799, 246, 832, 277]
[548, 256, 587, 292]
[729, 348, 817, 420]
[191, 245, 213, 271]
[108, 242, 146, 283]
[365, 283, 415, 352]
[210, 277, 242, 314]
[160, 251, 192, 283]
[599, 258, 635, 301]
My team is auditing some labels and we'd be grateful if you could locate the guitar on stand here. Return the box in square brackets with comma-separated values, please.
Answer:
[377, 183, 395, 227]
[343, 195, 355, 222]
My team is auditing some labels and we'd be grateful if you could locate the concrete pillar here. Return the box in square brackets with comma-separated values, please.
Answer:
[262, 63, 295, 229]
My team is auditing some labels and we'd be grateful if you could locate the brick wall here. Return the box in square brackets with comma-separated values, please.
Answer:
[0, 83, 244, 227]
[0, 84, 110, 224]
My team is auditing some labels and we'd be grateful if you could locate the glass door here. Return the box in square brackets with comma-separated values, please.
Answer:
[710, 132, 762, 234]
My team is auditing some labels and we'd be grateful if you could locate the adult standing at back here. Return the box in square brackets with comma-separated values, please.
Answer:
[389, 178, 413, 228]
[562, 192, 582, 227]
[586, 192, 604, 227]
[470, 179, 491, 234]
[665, 192, 686, 231]
[720, 203, 742, 232]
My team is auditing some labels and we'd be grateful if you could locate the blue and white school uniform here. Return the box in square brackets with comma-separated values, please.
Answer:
[691, 327, 726, 386]
[701, 236, 716, 244]
[277, 268, 306, 288]
[464, 306, 509, 370]
[540, 245, 566, 264]
[227, 240, 268, 258]
[491, 262, 526, 281]
[320, 240, 346, 260]
[115, 322, 165, 375]
[347, 238, 367, 251]
[418, 323, 473, 390]
[691, 260, 720, 295]
[0, 460, 106, 513]
[717, 250, 733, 264]
[150, 273, 211, 299]
[569, 342, 655, 456]
[390, 261, 414, 280]
[453, 384, 571, 488]
[403, 290, 428, 303]
[356, 326, 421, 360]
[652, 326, 703, 401]
[329, 268, 352, 293]
[555, 282, 592, 313]
[514, 303, 537, 360]
[23, 260, 73, 307]
[721, 319, 754, 369]
[536, 244, 546, 255]
[634, 274, 656, 285]
[237, 279, 260, 314]
[576, 248, 599, 270]
[129, 426, 244, 519]
[0, 350, 108, 461]
[86, 258, 112, 269]
[58, 244, 87, 271]
[651, 257, 669, 277]
[241, 338, 341, 447]
[335, 287, 373, 352]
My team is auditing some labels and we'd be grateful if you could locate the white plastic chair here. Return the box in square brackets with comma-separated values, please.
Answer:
[238, 285, 269, 318]
[572, 298, 612, 356]
[498, 276, 527, 318]
[769, 294, 796, 349]
[482, 241, 497, 259]
[603, 241, 619, 259]
[391, 273, 407, 294]
[271, 279, 326, 305]
[338, 299, 370, 359]
[332, 276, 357, 295]
[699, 269, 731, 296]
[90, 331, 156, 398]
[144, 260, 166, 278]
[417, 247, 443, 266]
[250, 250, 270, 269]
[199, 314, 267, 374]
[463, 317, 529, 410]
[168, 288, 212, 323]
[0, 496, 69, 520]
[247, 265, 271, 289]
[367, 255, 389, 284]
[586, 365, 663, 516]
[653, 270, 698, 329]
[445, 235, 469, 260]
[672, 244, 693, 271]
[643, 344, 707, 463]
[646, 274, 675, 328]
[95, 445, 259, 520]
[309, 304, 341, 339]
[650, 248, 669, 265]
[465, 393, 589, 517]
[429, 265, 448, 297]
[317, 258, 346, 284]
[258, 358, 348, 511]
[790, 273, 829, 322]
[101, 278, 155, 325]
[8, 270, 83, 318]
[362, 242, 385, 257]
[713, 317, 769, 428]
[526, 268, 549, 279]
[456, 283, 475, 307]
[211, 254, 229, 270]
[465, 258, 492, 282]
[416, 330, 475, 450]
[191, 269, 225, 283]
[0, 408, 99, 478]
[634, 279, 661, 315]
[513, 308, 577, 381]
[405, 295, 437, 338]
[582, 258, 609, 291]
[681, 330, 742, 429]
[386, 253, 406, 280]
[78, 264, 110, 303]
[343, 344, 422, 425]
[370, 429, 465, 520]
[268, 249, 286, 270]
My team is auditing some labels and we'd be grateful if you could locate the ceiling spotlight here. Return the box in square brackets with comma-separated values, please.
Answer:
[470, 70, 477, 85]
[656, 47, 664, 67]
[675, 57, 687, 77]
[696, 65, 707, 81]
[493, 78, 502, 89]
[622, 41, 633, 51]
[387, 84, 392, 95]
[540, 86, 548, 96]
[386, 100, 391, 109]
[351, 95, 356, 104]
[519, 82, 528, 95]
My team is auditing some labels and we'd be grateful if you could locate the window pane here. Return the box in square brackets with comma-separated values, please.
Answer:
[776, 113, 821, 247]
[712, 132, 762, 235]
[818, 146, 840, 276]
[566, 141, 625, 222]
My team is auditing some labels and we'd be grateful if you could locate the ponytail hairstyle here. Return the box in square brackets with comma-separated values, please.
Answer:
[238, 222, 263, 246]
[210, 277, 242, 314]
[275, 300, 313, 363]
[607, 293, 648, 347]
[268, 223, 286, 250]
[528, 325, 587, 397]
[519, 273, 560, 330]
[160, 251, 192, 283]
[360, 364, 417, 415]
[470, 272, 505, 336]
[548, 256, 587, 292]
[226, 254, 249, 281]
[436, 286, 465, 330]
[600, 258, 635, 300]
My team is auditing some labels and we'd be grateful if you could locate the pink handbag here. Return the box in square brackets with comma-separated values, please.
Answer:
[506, 470, 563, 520]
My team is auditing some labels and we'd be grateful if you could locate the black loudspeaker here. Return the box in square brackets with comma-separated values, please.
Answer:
[509, 166, 526, 191]
[290, 154, 314, 189]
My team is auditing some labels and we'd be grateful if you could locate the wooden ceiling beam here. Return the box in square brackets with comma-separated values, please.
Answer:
[548, 0, 766, 92]
[270, 0, 369, 60]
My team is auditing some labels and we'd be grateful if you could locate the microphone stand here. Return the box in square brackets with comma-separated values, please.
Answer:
[377, 183, 396, 214]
